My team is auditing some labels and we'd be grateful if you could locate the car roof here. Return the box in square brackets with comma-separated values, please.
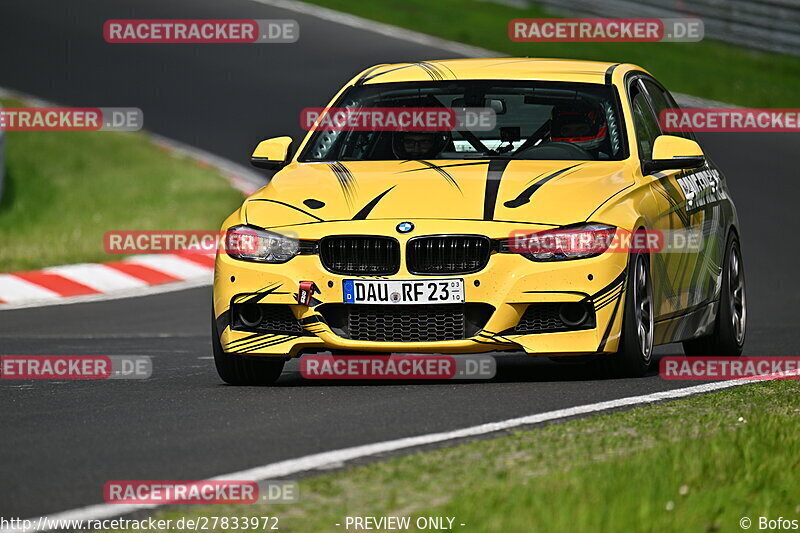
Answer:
[356, 58, 646, 86]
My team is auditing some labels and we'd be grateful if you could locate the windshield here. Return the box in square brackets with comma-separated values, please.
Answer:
[300, 80, 627, 162]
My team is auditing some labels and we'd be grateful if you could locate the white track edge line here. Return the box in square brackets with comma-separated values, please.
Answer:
[5, 377, 765, 532]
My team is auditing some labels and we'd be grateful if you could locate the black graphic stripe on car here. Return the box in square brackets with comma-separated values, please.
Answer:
[604, 64, 620, 85]
[475, 330, 516, 344]
[215, 309, 231, 336]
[224, 332, 264, 350]
[594, 285, 625, 312]
[229, 335, 295, 354]
[298, 315, 324, 326]
[328, 161, 357, 207]
[237, 284, 286, 305]
[597, 294, 625, 352]
[359, 63, 417, 84]
[227, 333, 290, 352]
[352, 186, 396, 220]
[415, 62, 444, 80]
[651, 253, 680, 309]
[249, 199, 325, 222]
[483, 158, 512, 220]
[361, 62, 452, 84]
[399, 160, 488, 172]
[233, 283, 282, 303]
[652, 180, 690, 227]
[355, 64, 389, 85]
[406, 160, 463, 193]
[583, 270, 626, 304]
[503, 164, 583, 209]
[436, 62, 458, 79]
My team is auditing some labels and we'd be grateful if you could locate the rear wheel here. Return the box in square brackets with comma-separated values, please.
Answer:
[597, 253, 654, 377]
[682, 233, 746, 357]
[212, 309, 285, 385]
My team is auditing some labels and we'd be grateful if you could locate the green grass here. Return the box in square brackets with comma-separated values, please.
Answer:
[0, 98, 244, 272]
[303, 0, 800, 107]
[120, 380, 800, 533]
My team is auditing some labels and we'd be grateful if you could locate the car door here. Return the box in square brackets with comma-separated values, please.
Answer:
[642, 78, 729, 325]
[631, 74, 727, 339]
[628, 76, 699, 323]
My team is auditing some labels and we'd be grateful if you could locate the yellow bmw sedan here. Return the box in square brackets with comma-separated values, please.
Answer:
[212, 58, 746, 384]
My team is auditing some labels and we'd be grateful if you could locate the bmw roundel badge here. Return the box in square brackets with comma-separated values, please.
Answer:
[396, 221, 414, 234]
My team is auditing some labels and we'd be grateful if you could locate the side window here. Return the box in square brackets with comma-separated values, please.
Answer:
[629, 81, 661, 161]
[641, 79, 696, 140]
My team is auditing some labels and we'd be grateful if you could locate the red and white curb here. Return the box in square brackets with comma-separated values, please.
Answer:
[0, 254, 216, 310]
[0, 87, 264, 310]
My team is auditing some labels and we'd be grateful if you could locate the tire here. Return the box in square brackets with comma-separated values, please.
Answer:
[682, 233, 746, 357]
[597, 252, 654, 378]
[212, 309, 285, 385]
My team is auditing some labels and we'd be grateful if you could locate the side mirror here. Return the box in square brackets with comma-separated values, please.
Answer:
[643, 135, 705, 174]
[251, 137, 294, 170]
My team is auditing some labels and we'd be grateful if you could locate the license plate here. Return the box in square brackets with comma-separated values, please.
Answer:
[343, 278, 464, 305]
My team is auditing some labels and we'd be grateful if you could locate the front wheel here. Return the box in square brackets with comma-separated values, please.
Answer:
[683, 233, 746, 357]
[211, 309, 285, 385]
[597, 252, 654, 378]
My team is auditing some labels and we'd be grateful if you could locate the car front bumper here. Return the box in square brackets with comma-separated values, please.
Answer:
[213, 219, 629, 358]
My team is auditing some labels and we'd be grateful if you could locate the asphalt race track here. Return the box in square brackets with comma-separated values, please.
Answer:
[1, 0, 798, 519]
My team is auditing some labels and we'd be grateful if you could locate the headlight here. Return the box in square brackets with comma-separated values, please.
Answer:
[225, 225, 300, 263]
[499, 223, 617, 261]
